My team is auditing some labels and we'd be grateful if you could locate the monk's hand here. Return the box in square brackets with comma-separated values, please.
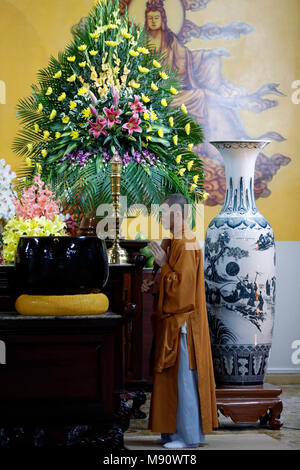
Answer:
[141, 278, 155, 293]
[149, 241, 168, 267]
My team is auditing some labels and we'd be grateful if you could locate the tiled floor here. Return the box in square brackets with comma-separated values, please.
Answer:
[125, 384, 300, 450]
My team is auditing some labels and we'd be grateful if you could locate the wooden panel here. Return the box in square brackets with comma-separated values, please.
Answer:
[0, 333, 115, 413]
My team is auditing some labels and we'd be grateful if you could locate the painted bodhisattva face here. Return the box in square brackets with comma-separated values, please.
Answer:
[147, 11, 162, 31]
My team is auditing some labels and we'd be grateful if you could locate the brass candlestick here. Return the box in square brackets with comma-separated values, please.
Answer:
[107, 153, 129, 264]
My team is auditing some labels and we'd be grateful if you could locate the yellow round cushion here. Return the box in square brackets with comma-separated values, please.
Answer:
[15, 293, 109, 316]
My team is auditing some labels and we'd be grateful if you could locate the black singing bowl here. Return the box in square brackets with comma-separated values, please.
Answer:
[15, 236, 109, 295]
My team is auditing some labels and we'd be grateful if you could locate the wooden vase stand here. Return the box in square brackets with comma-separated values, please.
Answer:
[216, 383, 283, 430]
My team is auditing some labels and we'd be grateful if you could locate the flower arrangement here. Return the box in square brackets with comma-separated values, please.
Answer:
[1, 175, 66, 264]
[0, 158, 16, 231]
[13, 0, 205, 218]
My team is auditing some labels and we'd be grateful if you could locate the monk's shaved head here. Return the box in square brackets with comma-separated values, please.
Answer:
[162, 194, 188, 218]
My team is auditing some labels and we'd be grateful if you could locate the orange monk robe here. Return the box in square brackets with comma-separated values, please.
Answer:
[148, 224, 219, 435]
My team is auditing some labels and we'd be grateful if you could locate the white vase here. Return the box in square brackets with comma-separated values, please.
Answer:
[204, 141, 276, 386]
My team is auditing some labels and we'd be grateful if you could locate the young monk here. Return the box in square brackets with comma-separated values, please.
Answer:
[142, 194, 218, 449]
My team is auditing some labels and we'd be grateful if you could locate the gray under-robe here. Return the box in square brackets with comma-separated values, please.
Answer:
[171, 321, 206, 445]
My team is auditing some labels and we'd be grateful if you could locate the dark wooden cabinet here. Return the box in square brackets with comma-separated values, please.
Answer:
[0, 257, 151, 449]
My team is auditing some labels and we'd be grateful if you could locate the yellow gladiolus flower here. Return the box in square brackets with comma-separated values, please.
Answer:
[129, 50, 139, 57]
[138, 66, 150, 74]
[169, 117, 174, 127]
[161, 98, 168, 107]
[176, 155, 182, 164]
[131, 80, 141, 89]
[67, 74, 76, 82]
[53, 70, 62, 79]
[121, 30, 131, 39]
[142, 95, 150, 103]
[43, 131, 50, 140]
[190, 184, 197, 192]
[181, 104, 187, 113]
[37, 103, 43, 113]
[78, 87, 88, 95]
[146, 136, 152, 142]
[79, 61, 87, 67]
[170, 86, 179, 95]
[187, 160, 194, 171]
[159, 72, 169, 80]
[27, 144, 33, 152]
[137, 47, 149, 54]
[202, 192, 209, 200]
[67, 56, 76, 62]
[78, 44, 87, 51]
[36, 163, 42, 173]
[41, 149, 47, 157]
[185, 123, 191, 135]
[70, 130, 79, 139]
[46, 87, 53, 96]
[150, 111, 158, 121]
[82, 108, 92, 118]
[188, 143, 194, 151]
[90, 32, 99, 39]
[105, 41, 118, 47]
[178, 168, 186, 176]
[62, 116, 70, 124]
[158, 128, 164, 138]
[153, 60, 161, 68]
[50, 109, 57, 120]
[55, 132, 61, 139]
[34, 124, 40, 133]
[25, 157, 33, 167]
[89, 50, 98, 56]
[58, 92, 66, 101]
[143, 112, 150, 121]
[193, 175, 199, 184]
[173, 135, 178, 145]
[151, 82, 159, 91]
[69, 101, 77, 110]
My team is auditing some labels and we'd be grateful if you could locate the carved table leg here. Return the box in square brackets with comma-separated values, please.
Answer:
[269, 401, 283, 430]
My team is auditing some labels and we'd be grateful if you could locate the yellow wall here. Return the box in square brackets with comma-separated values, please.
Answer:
[0, 0, 299, 240]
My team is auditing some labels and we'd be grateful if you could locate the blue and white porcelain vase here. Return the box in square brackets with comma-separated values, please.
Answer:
[204, 141, 276, 386]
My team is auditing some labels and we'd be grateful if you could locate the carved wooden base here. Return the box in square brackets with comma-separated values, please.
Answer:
[0, 393, 132, 450]
[121, 389, 147, 419]
[216, 383, 283, 430]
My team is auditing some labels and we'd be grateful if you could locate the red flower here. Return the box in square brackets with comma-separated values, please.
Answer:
[129, 95, 147, 114]
[122, 114, 142, 136]
[103, 105, 123, 129]
[88, 116, 108, 139]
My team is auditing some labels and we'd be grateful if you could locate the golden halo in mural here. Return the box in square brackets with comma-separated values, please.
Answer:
[127, 0, 184, 35]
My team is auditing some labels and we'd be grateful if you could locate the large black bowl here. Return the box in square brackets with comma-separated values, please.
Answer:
[15, 236, 109, 295]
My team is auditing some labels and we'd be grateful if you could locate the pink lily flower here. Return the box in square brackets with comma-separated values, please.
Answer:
[88, 117, 108, 139]
[103, 105, 123, 129]
[129, 95, 147, 114]
[122, 114, 142, 136]
[89, 104, 99, 117]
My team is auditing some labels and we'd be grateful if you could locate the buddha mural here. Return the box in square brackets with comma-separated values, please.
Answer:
[125, 0, 291, 206]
